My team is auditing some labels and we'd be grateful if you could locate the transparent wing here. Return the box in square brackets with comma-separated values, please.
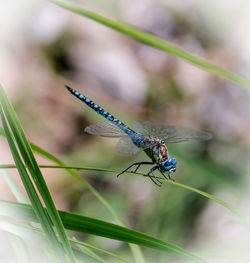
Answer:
[84, 121, 126, 137]
[133, 121, 164, 137]
[85, 121, 156, 155]
[116, 134, 157, 155]
[133, 121, 212, 143]
[116, 136, 143, 155]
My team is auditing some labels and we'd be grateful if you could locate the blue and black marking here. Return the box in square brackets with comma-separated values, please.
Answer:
[65, 85, 136, 137]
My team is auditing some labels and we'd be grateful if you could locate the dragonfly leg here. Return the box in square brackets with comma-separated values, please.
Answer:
[133, 162, 154, 173]
[159, 170, 167, 179]
[148, 166, 162, 186]
[159, 171, 175, 182]
[167, 173, 175, 181]
[117, 162, 154, 177]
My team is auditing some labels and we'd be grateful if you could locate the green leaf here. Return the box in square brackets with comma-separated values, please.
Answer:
[0, 85, 75, 262]
[1, 200, 207, 263]
[50, 0, 250, 89]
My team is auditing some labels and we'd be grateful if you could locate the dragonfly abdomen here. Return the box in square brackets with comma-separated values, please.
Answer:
[66, 85, 136, 136]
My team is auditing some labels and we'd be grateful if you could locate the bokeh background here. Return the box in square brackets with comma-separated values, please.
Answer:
[1, 0, 250, 262]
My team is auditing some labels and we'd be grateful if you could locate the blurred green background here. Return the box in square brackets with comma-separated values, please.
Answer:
[1, 1, 250, 262]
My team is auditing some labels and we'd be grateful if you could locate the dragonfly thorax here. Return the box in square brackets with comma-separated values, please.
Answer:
[147, 140, 177, 173]
[143, 138, 169, 163]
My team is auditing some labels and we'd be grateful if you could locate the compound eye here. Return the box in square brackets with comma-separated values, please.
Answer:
[166, 159, 173, 166]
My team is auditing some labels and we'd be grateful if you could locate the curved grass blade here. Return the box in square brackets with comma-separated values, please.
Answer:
[0, 160, 27, 204]
[0, 128, 145, 263]
[0, 134, 145, 263]
[0, 214, 110, 263]
[1, 163, 250, 227]
[71, 240, 131, 263]
[72, 241, 106, 263]
[0, 140, 144, 260]
[164, 180, 250, 227]
[0, 85, 75, 262]
[1, 203, 131, 263]
[51, 0, 250, 89]
[0, 108, 65, 261]
[29, 148, 145, 263]
[1, 200, 207, 263]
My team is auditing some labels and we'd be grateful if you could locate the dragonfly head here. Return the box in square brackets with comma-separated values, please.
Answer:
[160, 158, 177, 173]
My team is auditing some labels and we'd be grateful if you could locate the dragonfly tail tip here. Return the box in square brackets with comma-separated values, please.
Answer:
[65, 85, 71, 91]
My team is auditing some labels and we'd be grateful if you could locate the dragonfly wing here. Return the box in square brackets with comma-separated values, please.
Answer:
[133, 121, 212, 143]
[116, 136, 142, 155]
[85, 121, 156, 155]
[159, 127, 212, 143]
[133, 121, 167, 137]
[85, 121, 126, 137]
[116, 134, 157, 155]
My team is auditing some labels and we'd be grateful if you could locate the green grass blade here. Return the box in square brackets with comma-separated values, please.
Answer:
[30, 143, 65, 165]
[0, 130, 145, 263]
[0, 213, 106, 263]
[1, 130, 145, 263]
[71, 240, 131, 263]
[72, 241, 106, 263]
[51, 0, 250, 89]
[0, 160, 27, 203]
[1, 163, 250, 227]
[0, 215, 53, 262]
[0, 107, 64, 259]
[1, 200, 207, 263]
[0, 85, 75, 262]
[164, 180, 250, 226]
[0, 163, 117, 172]
[28, 154, 145, 262]
[0, 128, 144, 259]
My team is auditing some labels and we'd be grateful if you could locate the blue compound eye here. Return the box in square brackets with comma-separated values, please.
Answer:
[169, 158, 177, 166]
[160, 158, 177, 172]
[166, 159, 171, 166]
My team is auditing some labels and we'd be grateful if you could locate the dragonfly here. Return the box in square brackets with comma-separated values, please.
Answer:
[66, 85, 212, 186]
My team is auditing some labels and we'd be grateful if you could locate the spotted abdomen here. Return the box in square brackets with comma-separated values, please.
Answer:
[65, 85, 135, 136]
